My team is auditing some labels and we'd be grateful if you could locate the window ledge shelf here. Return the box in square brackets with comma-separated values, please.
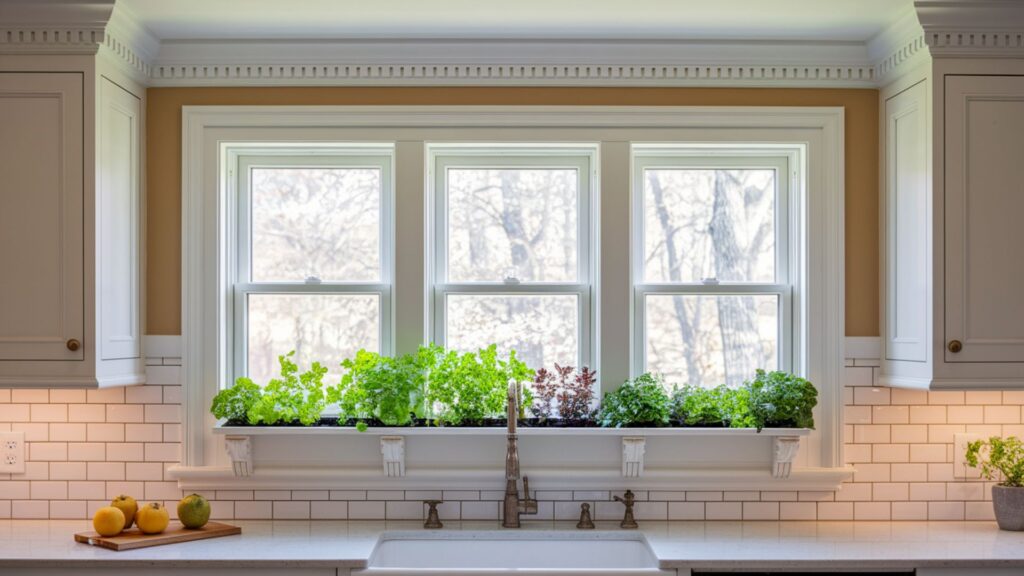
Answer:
[197, 425, 830, 492]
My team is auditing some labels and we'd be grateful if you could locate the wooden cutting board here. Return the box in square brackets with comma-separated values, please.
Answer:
[74, 521, 241, 551]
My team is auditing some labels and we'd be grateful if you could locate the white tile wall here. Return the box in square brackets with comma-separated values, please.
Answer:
[0, 346, 1016, 521]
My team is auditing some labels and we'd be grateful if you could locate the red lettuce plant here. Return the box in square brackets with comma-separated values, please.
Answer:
[531, 364, 597, 421]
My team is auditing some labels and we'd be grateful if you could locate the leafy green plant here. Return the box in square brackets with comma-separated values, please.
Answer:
[671, 384, 755, 428]
[425, 345, 533, 426]
[597, 373, 672, 427]
[246, 352, 329, 426]
[966, 436, 1024, 487]
[744, 369, 817, 431]
[210, 377, 263, 423]
[327, 345, 441, 427]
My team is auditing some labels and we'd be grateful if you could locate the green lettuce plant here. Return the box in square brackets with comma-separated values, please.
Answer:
[210, 377, 263, 424]
[425, 345, 532, 426]
[245, 352, 329, 426]
[597, 373, 672, 427]
[327, 345, 441, 427]
[966, 436, 1024, 487]
[671, 384, 755, 428]
[744, 369, 817, 431]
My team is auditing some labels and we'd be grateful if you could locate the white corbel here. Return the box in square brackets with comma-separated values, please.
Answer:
[224, 435, 253, 477]
[772, 436, 802, 478]
[622, 436, 646, 478]
[381, 435, 406, 477]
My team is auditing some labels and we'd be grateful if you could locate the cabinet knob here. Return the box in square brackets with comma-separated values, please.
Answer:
[948, 340, 962, 353]
[66, 339, 81, 352]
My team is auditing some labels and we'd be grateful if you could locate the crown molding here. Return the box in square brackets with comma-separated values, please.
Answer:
[915, 0, 1024, 57]
[868, 8, 930, 87]
[4, 1, 1024, 88]
[146, 38, 877, 87]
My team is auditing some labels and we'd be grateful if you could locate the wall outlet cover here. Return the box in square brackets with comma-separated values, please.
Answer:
[0, 431, 25, 474]
[954, 432, 983, 479]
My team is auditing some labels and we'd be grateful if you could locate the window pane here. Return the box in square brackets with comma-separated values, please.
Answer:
[251, 167, 381, 282]
[446, 294, 578, 369]
[247, 294, 379, 386]
[643, 168, 775, 283]
[447, 168, 578, 283]
[645, 294, 778, 388]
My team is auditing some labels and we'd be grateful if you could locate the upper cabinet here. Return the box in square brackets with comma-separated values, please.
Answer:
[0, 60, 145, 388]
[882, 67, 1024, 389]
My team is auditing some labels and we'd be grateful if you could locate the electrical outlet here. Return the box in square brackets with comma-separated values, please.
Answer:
[0, 431, 25, 474]
[954, 432, 983, 479]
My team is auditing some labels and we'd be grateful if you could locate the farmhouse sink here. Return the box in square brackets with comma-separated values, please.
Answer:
[356, 531, 671, 575]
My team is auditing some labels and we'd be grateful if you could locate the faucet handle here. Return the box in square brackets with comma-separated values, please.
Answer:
[522, 476, 531, 499]
[424, 500, 443, 529]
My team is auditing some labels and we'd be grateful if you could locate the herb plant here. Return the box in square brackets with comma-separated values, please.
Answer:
[327, 345, 441, 427]
[597, 373, 672, 427]
[744, 369, 817, 431]
[966, 436, 1024, 487]
[210, 377, 263, 424]
[426, 345, 532, 426]
[671, 384, 755, 428]
[246, 352, 329, 426]
[530, 364, 598, 421]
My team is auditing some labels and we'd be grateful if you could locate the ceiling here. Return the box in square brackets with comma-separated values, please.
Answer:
[118, 0, 912, 42]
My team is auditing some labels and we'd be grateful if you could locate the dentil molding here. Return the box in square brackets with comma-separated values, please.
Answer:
[2, 1, 1023, 88]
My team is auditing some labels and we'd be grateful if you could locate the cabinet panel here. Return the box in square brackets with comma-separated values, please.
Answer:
[98, 77, 141, 361]
[885, 81, 929, 363]
[0, 73, 84, 361]
[945, 75, 1024, 363]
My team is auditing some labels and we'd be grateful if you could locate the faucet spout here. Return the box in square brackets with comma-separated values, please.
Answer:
[502, 379, 536, 528]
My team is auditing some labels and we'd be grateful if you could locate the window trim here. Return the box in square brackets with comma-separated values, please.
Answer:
[427, 146, 597, 371]
[179, 106, 846, 487]
[228, 148, 396, 387]
[631, 149, 799, 384]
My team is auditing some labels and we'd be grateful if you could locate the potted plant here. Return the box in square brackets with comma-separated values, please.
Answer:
[671, 384, 755, 428]
[596, 373, 672, 428]
[966, 436, 1024, 530]
[530, 364, 598, 425]
[744, 369, 817, 431]
[210, 351, 328, 426]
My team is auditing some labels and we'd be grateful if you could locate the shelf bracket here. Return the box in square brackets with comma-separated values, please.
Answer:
[622, 436, 646, 477]
[772, 436, 801, 478]
[224, 435, 253, 477]
[381, 435, 406, 477]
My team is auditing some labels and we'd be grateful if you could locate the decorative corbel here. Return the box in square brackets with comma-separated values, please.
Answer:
[622, 436, 646, 478]
[224, 435, 253, 477]
[772, 436, 802, 478]
[381, 435, 406, 477]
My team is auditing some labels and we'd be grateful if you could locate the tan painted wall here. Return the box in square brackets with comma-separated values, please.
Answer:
[146, 87, 879, 336]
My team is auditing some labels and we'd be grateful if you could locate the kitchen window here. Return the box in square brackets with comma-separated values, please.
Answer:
[229, 147, 393, 386]
[179, 107, 846, 487]
[633, 150, 796, 388]
[429, 147, 595, 370]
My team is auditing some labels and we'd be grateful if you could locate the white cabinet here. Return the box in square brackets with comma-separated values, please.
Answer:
[882, 72, 1024, 389]
[0, 67, 145, 388]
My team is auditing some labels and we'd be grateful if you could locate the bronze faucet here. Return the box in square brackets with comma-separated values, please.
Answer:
[502, 380, 538, 528]
[614, 490, 639, 529]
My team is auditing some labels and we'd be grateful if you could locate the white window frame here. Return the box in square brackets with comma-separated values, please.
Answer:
[229, 147, 395, 387]
[178, 106, 847, 491]
[428, 146, 597, 370]
[631, 148, 801, 383]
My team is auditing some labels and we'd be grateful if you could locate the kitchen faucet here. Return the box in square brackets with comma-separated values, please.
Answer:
[502, 380, 537, 528]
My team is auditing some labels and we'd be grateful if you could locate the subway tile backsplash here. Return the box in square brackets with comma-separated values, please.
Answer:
[0, 342, 1014, 522]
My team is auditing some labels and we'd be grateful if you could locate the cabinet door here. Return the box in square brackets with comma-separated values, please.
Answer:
[98, 77, 142, 361]
[0, 73, 84, 361]
[945, 75, 1024, 363]
[885, 81, 930, 363]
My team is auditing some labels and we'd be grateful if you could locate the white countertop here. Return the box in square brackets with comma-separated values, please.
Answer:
[2, 519, 1024, 570]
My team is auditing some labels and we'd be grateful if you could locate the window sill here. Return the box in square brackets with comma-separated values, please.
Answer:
[213, 425, 813, 437]
[168, 425, 852, 493]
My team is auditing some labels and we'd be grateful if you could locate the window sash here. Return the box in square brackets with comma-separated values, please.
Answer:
[632, 150, 795, 380]
[230, 149, 395, 385]
[429, 147, 596, 369]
